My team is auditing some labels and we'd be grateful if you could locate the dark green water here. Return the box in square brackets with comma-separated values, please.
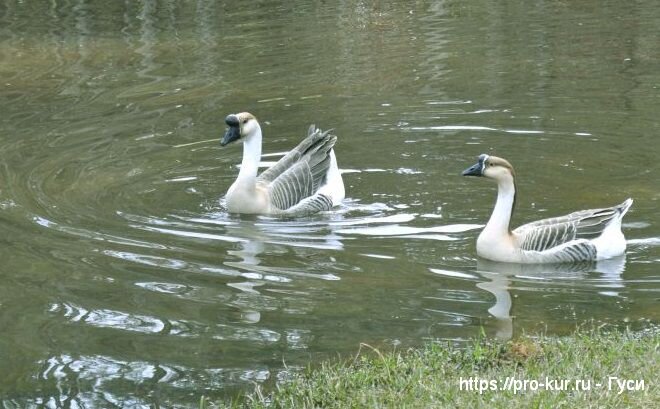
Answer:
[1, 0, 658, 406]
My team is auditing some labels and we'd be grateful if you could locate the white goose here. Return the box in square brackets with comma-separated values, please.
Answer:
[220, 112, 345, 215]
[462, 154, 632, 263]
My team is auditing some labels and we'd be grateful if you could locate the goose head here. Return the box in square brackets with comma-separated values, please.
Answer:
[462, 154, 515, 182]
[220, 112, 259, 146]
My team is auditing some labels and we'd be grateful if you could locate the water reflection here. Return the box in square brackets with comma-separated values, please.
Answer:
[336, 219, 481, 240]
[36, 353, 279, 408]
[475, 257, 626, 340]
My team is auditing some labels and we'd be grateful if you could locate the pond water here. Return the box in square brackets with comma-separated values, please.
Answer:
[1, 0, 659, 407]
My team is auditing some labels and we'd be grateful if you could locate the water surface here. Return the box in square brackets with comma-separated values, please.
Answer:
[1, 0, 659, 406]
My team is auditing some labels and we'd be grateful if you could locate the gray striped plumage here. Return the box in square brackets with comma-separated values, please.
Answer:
[514, 199, 632, 261]
[286, 193, 334, 215]
[259, 125, 336, 214]
[522, 240, 598, 263]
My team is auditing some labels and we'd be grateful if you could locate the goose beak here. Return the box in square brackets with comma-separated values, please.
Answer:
[221, 114, 242, 146]
[221, 126, 241, 146]
[462, 161, 483, 176]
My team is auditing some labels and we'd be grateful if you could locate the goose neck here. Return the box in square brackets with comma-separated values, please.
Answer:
[485, 176, 517, 235]
[237, 127, 262, 184]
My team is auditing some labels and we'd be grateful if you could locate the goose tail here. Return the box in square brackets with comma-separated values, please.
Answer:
[593, 198, 632, 260]
[616, 198, 633, 219]
[320, 149, 345, 206]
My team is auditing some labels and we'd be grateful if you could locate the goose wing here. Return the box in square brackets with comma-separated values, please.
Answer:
[260, 127, 336, 211]
[514, 199, 632, 252]
[284, 193, 334, 215]
[258, 125, 331, 184]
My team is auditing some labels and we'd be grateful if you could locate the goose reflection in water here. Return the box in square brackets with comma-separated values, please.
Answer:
[221, 216, 345, 293]
[475, 256, 626, 340]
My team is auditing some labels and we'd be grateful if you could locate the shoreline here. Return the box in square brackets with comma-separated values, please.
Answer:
[210, 327, 658, 408]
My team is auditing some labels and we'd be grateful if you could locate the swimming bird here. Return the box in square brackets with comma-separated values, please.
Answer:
[220, 112, 345, 215]
[462, 154, 632, 263]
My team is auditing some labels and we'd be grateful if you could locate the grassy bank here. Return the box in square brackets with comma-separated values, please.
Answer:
[210, 328, 658, 408]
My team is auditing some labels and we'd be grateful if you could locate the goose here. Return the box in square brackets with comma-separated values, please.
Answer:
[220, 112, 345, 215]
[462, 154, 632, 263]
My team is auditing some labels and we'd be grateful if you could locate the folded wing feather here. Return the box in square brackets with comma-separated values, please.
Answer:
[515, 201, 628, 252]
[258, 126, 337, 211]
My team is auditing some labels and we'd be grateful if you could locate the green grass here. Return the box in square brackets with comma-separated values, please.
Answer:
[205, 327, 658, 409]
